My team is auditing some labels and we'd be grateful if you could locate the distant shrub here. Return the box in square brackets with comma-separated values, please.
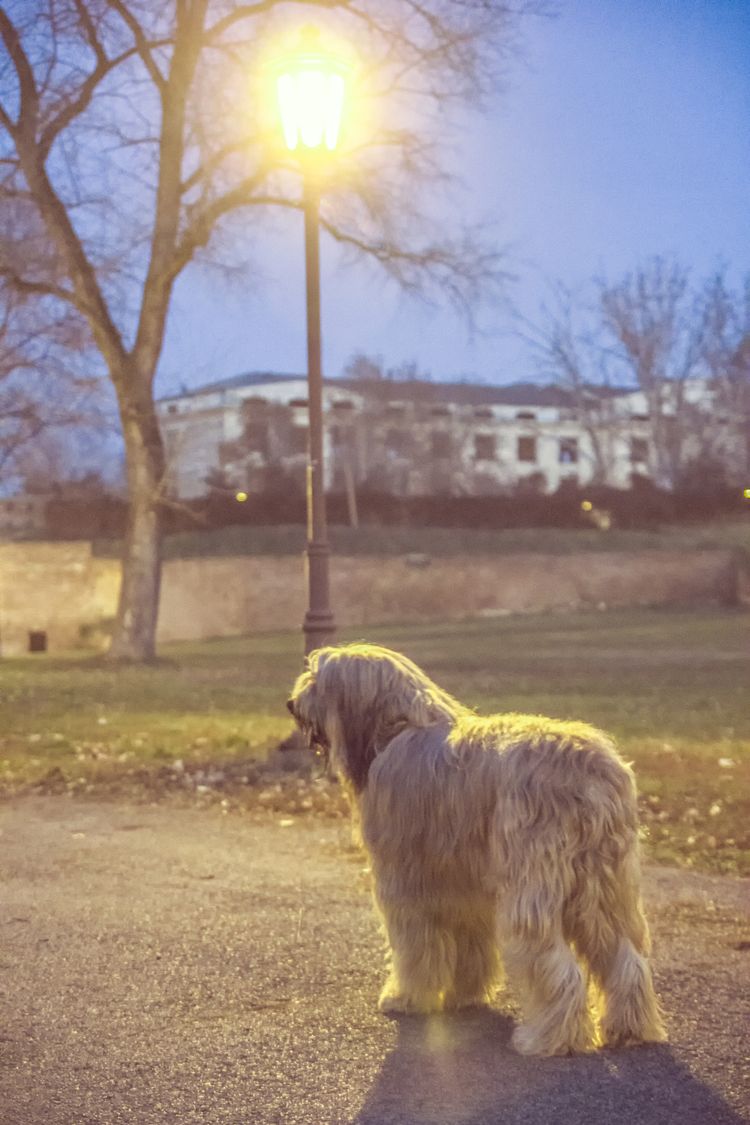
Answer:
[40, 473, 746, 542]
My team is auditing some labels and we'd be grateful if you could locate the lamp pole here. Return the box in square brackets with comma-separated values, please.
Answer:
[274, 27, 347, 654]
[302, 172, 335, 654]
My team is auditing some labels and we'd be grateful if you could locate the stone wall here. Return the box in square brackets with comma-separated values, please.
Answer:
[0, 541, 743, 654]
[0, 542, 119, 656]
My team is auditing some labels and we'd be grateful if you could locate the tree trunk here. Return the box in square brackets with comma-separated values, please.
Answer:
[108, 383, 165, 662]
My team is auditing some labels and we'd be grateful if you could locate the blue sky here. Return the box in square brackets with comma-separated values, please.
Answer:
[158, 0, 750, 395]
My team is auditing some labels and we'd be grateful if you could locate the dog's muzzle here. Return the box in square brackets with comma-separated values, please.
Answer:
[308, 725, 330, 761]
[287, 700, 329, 761]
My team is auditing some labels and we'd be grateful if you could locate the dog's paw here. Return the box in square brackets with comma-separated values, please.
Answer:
[443, 992, 490, 1012]
[511, 1023, 595, 1057]
[378, 990, 411, 1015]
[511, 1024, 545, 1055]
[601, 1024, 667, 1049]
[378, 988, 442, 1016]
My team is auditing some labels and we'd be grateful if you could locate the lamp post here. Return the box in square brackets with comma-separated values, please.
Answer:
[274, 32, 348, 657]
[275, 30, 346, 654]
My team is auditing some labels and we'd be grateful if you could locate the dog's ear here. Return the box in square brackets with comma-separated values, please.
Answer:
[315, 652, 383, 793]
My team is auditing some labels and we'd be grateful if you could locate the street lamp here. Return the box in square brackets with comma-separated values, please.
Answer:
[275, 28, 347, 655]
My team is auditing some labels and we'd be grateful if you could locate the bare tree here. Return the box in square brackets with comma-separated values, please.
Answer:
[598, 257, 712, 488]
[521, 282, 620, 484]
[0, 214, 102, 489]
[342, 351, 432, 382]
[0, 0, 535, 660]
[700, 270, 750, 480]
[530, 261, 749, 490]
[343, 351, 386, 381]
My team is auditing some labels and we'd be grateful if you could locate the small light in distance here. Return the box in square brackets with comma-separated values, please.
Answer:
[743, 487, 750, 500]
[236, 491, 249, 503]
[581, 500, 593, 512]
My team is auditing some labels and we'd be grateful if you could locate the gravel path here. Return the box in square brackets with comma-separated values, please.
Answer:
[1, 797, 748, 1125]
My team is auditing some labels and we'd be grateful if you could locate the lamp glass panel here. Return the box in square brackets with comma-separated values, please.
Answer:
[276, 66, 345, 151]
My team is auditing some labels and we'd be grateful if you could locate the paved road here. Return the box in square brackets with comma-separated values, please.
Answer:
[1, 797, 748, 1125]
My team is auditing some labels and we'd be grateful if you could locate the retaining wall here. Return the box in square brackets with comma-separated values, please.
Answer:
[0, 541, 743, 654]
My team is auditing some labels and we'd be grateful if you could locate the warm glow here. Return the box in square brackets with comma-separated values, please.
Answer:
[275, 30, 347, 152]
[236, 491, 248, 502]
[581, 500, 593, 512]
[744, 487, 750, 500]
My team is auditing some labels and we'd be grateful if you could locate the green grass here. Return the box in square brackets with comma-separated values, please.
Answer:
[0, 607, 748, 874]
[91, 516, 750, 559]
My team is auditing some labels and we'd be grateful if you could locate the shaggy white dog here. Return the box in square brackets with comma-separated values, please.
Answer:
[287, 642, 666, 1056]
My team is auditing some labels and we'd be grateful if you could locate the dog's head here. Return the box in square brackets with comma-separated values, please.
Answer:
[287, 643, 461, 793]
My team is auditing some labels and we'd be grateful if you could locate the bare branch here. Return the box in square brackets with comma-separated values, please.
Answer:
[0, 7, 40, 135]
[0, 264, 78, 307]
[169, 181, 292, 285]
[205, 0, 348, 43]
[106, 0, 167, 92]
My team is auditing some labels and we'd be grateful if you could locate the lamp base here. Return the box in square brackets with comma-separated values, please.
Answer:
[302, 608, 336, 655]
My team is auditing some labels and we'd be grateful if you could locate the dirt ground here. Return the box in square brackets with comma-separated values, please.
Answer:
[1, 797, 749, 1125]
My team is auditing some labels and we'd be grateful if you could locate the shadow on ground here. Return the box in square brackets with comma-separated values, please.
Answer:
[353, 1009, 745, 1125]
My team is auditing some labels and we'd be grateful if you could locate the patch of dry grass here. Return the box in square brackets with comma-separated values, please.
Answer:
[0, 608, 747, 874]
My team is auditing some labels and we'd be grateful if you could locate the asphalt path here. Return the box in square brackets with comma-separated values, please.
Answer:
[1, 797, 748, 1125]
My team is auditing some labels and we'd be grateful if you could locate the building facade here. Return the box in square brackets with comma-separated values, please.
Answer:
[156, 371, 733, 499]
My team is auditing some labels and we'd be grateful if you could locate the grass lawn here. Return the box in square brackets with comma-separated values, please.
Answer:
[0, 607, 747, 875]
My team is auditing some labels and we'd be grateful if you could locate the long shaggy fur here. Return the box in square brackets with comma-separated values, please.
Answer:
[288, 642, 666, 1056]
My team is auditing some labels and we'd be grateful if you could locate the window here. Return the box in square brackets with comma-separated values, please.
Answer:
[431, 431, 452, 458]
[516, 410, 536, 420]
[167, 403, 178, 414]
[517, 436, 537, 463]
[473, 434, 497, 461]
[332, 399, 355, 412]
[559, 437, 578, 464]
[289, 398, 308, 409]
[430, 406, 451, 417]
[630, 438, 649, 464]
[474, 407, 494, 420]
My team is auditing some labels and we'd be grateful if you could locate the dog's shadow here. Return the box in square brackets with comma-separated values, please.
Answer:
[352, 1008, 744, 1125]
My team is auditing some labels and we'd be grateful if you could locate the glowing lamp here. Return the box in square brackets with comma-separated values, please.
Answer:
[275, 30, 347, 152]
[581, 500, 593, 512]
[744, 487, 750, 500]
[235, 491, 248, 503]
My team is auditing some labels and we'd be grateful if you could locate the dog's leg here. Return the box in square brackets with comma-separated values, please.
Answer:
[377, 902, 456, 1015]
[592, 936, 665, 1048]
[443, 909, 502, 1010]
[499, 878, 595, 1057]
[503, 928, 594, 1056]
[572, 863, 666, 1047]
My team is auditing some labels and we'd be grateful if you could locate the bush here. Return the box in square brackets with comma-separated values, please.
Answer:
[40, 474, 747, 541]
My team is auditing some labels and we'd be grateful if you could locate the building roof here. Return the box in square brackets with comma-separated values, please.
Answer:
[160, 372, 305, 401]
[159, 371, 632, 407]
